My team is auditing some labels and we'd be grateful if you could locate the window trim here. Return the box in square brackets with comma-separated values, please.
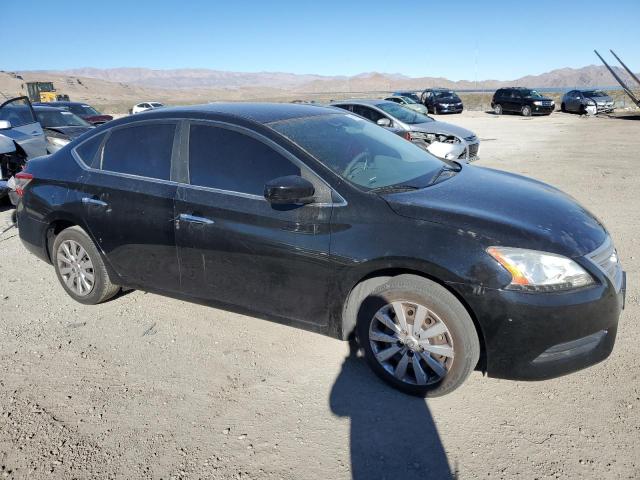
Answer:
[181, 119, 345, 206]
[71, 118, 181, 186]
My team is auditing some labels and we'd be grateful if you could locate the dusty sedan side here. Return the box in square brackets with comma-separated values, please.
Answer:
[15, 103, 624, 397]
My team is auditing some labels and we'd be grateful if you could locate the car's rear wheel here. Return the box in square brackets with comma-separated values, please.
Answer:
[356, 275, 480, 397]
[521, 105, 532, 117]
[52, 226, 120, 305]
[561, 102, 566, 112]
[494, 104, 503, 115]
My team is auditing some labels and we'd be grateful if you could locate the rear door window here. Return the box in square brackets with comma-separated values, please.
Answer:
[188, 123, 300, 196]
[100, 123, 175, 180]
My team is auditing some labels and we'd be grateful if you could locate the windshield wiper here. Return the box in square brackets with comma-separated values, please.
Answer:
[370, 185, 420, 194]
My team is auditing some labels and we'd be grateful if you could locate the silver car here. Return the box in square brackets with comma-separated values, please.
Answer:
[331, 99, 479, 162]
[561, 89, 614, 114]
[384, 95, 429, 114]
[1, 97, 47, 198]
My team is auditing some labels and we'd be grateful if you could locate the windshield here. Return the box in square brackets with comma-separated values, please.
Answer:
[396, 92, 421, 103]
[400, 96, 418, 104]
[523, 90, 544, 99]
[434, 90, 460, 100]
[36, 109, 91, 128]
[269, 113, 445, 190]
[375, 102, 433, 124]
[582, 90, 607, 97]
[68, 104, 100, 116]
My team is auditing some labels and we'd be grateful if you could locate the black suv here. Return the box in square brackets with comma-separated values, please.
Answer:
[14, 103, 624, 397]
[421, 89, 464, 114]
[491, 88, 555, 116]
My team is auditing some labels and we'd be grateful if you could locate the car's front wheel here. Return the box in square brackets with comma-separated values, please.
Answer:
[521, 105, 532, 116]
[356, 275, 480, 397]
[493, 104, 503, 115]
[52, 226, 120, 305]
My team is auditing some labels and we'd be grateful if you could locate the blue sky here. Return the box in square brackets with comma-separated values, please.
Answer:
[4, 0, 639, 80]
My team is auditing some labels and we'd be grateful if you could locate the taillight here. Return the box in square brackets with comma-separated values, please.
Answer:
[403, 131, 412, 141]
[14, 172, 33, 197]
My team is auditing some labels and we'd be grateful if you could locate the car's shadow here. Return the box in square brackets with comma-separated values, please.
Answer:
[329, 340, 454, 480]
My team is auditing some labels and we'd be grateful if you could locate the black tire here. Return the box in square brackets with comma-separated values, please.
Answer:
[561, 102, 566, 113]
[432, 105, 438, 115]
[521, 105, 532, 117]
[356, 274, 480, 397]
[494, 104, 503, 115]
[52, 226, 120, 305]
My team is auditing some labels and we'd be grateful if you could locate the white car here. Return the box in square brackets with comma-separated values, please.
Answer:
[130, 102, 165, 114]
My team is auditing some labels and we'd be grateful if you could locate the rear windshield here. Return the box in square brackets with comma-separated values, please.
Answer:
[375, 102, 433, 124]
[269, 113, 444, 190]
[396, 92, 421, 103]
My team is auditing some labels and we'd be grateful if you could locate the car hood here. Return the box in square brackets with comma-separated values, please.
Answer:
[383, 165, 607, 257]
[586, 95, 613, 103]
[44, 126, 93, 139]
[411, 121, 475, 139]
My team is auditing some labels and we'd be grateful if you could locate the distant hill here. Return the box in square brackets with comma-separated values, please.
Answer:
[2, 64, 638, 114]
[34, 64, 639, 91]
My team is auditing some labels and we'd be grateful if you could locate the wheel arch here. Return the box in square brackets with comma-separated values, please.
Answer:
[340, 265, 488, 372]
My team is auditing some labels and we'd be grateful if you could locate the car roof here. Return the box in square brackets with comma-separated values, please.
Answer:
[122, 102, 343, 125]
[33, 105, 66, 112]
[330, 99, 390, 107]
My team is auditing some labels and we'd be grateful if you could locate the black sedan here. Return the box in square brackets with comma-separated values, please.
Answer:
[33, 106, 94, 153]
[14, 103, 625, 396]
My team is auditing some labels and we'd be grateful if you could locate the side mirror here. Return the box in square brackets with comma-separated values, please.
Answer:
[376, 118, 391, 127]
[264, 175, 315, 205]
[0, 120, 12, 130]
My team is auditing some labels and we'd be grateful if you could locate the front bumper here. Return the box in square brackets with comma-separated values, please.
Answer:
[532, 105, 555, 115]
[437, 104, 463, 113]
[451, 269, 625, 381]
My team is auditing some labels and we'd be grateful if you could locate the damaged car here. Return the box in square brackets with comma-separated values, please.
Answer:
[331, 99, 479, 161]
[0, 97, 47, 200]
[15, 103, 625, 397]
[34, 106, 94, 153]
[561, 90, 615, 115]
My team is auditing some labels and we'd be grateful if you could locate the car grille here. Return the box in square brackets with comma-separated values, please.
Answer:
[540, 100, 553, 107]
[588, 236, 623, 291]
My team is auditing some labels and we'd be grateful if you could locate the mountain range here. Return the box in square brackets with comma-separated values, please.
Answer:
[33, 64, 639, 92]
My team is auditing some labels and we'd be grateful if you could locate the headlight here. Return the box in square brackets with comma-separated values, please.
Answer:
[487, 247, 594, 292]
[49, 137, 70, 147]
[533, 101, 543, 106]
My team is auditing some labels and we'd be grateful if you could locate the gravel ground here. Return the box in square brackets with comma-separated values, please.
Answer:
[0, 110, 638, 479]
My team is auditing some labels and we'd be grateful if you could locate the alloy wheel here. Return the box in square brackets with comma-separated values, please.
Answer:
[368, 301, 454, 386]
[56, 239, 95, 297]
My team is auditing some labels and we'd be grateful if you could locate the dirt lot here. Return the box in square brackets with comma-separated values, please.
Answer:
[0, 110, 638, 479]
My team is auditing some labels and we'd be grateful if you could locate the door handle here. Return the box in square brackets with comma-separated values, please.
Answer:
[82, 197, 109, 207]
[178, 213, 215, 225]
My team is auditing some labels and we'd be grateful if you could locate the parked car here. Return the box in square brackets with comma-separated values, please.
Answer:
[0, 97, 47, 199]
[14, 103, 624, 396]
[561, 89, 614, 114]
[34, 106, 94, 153]
[391, 91, 422, 103]
[131, 102, 165, 114]
[384, 96, 429, 114]
[491, 88, 555, 116]
[35, 101, 113, 125]
[421, 89, 464, 114]
[331, 99, 479, 161]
